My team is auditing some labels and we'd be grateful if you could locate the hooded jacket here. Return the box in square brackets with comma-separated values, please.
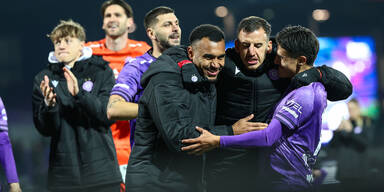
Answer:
[32, 48, 121, 191]
[125, 46, 221, 192]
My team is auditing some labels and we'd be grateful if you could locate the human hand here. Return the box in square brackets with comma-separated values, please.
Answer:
[40, 75, 56, 107]
[232, 114, 268, 135]
[9, 182, 22, 192]
[181, 126, 220, 155]
[63, 67, 79, 96]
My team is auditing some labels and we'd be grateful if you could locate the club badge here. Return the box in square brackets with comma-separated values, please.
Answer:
[82, 79, 93, 92]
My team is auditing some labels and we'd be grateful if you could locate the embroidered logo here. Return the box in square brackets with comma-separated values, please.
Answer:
[191, 74, 198, 82]
[82, 80, 94, 92]
[235, 66, 241, 75]
[268, 69, 279, 80]
[52, 80, 59, 88]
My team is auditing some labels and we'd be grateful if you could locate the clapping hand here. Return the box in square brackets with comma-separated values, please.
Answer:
[39, 75, 56, 107]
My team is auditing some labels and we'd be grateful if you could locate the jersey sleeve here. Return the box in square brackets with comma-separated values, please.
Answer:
[0, 97, 8, 131]
[274, 86, 315, 130]
[110, 58, 141, 102]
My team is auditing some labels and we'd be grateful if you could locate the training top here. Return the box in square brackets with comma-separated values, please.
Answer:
[110, 50, 156, 147]
[0, 97, 19, 184]
[221, 82, 327, 189]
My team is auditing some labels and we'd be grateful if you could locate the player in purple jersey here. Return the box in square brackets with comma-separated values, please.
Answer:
[181, 25, 329, 191]
[0, 97, 22, 192]
[107, 6, 181, 147]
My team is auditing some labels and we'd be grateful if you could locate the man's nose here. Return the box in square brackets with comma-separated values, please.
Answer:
[248, 45, 256, 56]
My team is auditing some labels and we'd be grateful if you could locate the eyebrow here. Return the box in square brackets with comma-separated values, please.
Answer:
[203, 53, 225, 58]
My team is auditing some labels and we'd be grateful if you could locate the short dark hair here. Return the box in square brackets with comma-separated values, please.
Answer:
[237, 16, 271, 38]
[276, 25, 319, 65]
[144, 6, 175, 29]
[101, 0, 133, 18]
[189, 24, 225, 45]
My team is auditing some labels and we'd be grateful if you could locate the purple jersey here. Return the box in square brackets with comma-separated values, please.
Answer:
[220, 82, 327, 190]
[271, 82, 327, 188]
[0, 97, 8, 131]
[110, 51, 156, 146]
[0, 97, 19, 184]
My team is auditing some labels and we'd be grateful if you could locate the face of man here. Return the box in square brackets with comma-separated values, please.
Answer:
[54, 36, 83, 64]
[235, 28, 272, 71]
[151, 13, 181, 50]
[188, 37, 226, 82]
[102, 4, 133, 38]
[274, 45, 299, 78]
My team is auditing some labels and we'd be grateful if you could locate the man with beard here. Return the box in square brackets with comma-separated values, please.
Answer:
[85, 1, 150, 189]
[124, 24, 228, 192]
[205, 16, 352, 192]
[106, 6, 181, 187]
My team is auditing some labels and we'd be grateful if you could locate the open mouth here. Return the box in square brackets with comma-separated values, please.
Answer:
[107, 23, 119, 30]
[247, 58, 258, 65]
[207, 69, 219, 77]
[169, 33, 180, 40]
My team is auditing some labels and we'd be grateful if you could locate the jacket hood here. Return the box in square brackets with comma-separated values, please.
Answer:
[48, 46, 93, 64]
[47, 47, 108, 74]
[141, 45, 188, 88]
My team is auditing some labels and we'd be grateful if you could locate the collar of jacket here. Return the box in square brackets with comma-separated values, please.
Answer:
[226, 47, 274, 77]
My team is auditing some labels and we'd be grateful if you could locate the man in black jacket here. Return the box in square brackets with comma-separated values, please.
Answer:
[206, 16, 353, 192]
[124, 24, 248, 192]
[32, 20, 121, 192]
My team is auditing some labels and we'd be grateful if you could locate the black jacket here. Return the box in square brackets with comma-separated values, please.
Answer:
[32, 56, 121, 191]
[125, 46, 225, 192]
[207, 47, 353, 192]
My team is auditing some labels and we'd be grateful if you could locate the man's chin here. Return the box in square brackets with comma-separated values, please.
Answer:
[206, 76, 218, 83]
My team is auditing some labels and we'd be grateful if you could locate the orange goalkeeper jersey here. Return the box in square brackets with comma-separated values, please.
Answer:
[86, 38, 150, 166]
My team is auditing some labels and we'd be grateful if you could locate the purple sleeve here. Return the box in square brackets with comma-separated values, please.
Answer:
[0, 97, 8, 131]
[275, 86, 314, 130]
[0, 130, 19, 183]
[110, 59, 141, 102]
[220, 119, 283, 148]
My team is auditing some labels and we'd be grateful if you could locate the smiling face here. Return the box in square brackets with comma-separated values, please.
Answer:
[150, 13, 181, 50]
[235, 28, 272, 71]
[54, 36, 83, 65]
[188, 37, 226, 82]
[102, 4, 133, 38]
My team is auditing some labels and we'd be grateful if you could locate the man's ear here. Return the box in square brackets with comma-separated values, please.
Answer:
[127, 17, 134, 29]
[80, 41, 85, 50]
[267, 40, 273, 54]
[147, 28, 155, 41]
[234, 39, 240, 53]
[297, 56, 307, 66]
[187, 46, 193, 60]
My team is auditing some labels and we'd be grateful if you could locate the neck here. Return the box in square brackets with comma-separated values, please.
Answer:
[105, 33, 128, 51]
[64, 53, 82, 68]
[151, 43, 163, 58]
[297, 65, 313, 74]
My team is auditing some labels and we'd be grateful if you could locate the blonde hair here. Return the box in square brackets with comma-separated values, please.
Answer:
[47, 19, 86, 42]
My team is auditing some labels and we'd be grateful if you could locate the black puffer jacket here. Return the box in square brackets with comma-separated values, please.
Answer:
[32, 55, 121, 191]
[125, 46, 225, 192]
[208, 45, 353, 192]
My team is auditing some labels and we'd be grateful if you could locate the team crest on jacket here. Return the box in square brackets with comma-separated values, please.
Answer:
[191, 74, 198, 82]
[268, 69, 279, 80]
[82, 79, 94, 92]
